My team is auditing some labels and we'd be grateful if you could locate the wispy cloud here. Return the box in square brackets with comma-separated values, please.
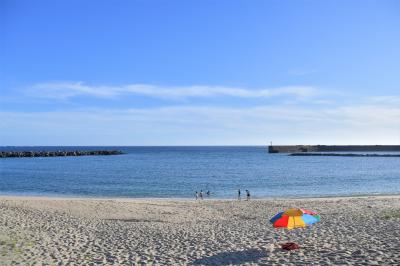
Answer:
[288, 69, 318, 76]
[27, 82, 320, 100]
[1, 103, 399, 145]
[367, 95, 400, 105]
[4, 81, 399, 145]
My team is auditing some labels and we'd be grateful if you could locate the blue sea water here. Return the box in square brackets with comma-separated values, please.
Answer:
[0, 146, 399, 198]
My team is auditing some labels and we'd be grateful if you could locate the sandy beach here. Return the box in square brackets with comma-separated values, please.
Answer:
[1, 195, 399, 265]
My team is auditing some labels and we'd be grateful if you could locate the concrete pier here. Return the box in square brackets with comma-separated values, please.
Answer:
[290, 153, 400, 157]
[269, 145, 400, 153]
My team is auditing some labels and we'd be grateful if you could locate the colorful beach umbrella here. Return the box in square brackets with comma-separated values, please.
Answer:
[300, 208, 321, 221]
[270, 208, 320, 229]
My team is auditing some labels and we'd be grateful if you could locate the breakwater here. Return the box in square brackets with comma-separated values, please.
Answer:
[0, 150, 123, 158]
[269, 145, 400, 153]
[290, 153, 400, 157]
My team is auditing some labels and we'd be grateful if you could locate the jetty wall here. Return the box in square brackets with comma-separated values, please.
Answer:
[268, 145, 400, 153]
[289, 153, 400, 157]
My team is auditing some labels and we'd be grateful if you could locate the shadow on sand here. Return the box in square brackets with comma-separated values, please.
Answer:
[192, 249, 267, 265]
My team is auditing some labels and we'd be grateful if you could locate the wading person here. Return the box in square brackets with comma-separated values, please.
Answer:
[246, 190, 250, 200]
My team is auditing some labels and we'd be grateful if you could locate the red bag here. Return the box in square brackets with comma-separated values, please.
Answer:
[281, 242, 300, 250]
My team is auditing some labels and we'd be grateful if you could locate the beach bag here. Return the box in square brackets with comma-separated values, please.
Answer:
[281, 242, 300, 250]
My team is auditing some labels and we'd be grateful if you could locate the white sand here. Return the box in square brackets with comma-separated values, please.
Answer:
[1, 195, 400, 265]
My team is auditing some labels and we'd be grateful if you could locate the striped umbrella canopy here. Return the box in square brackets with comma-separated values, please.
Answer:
[270, 208, 320, 229]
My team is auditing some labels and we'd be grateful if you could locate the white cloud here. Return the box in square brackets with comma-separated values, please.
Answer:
[27, 82, 319, 100]
[288, 69, 318, 76]
[367, 95, 400, 105]
[1, 103, 399, 145]
[4, 81, 400, 145]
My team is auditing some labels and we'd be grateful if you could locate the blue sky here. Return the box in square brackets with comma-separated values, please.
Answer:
[1, 0, 400, 145]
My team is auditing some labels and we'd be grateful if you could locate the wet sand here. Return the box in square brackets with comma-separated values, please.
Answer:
[1, 195, 399, 265]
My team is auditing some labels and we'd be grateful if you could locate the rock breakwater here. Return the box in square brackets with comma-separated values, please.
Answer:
[0, 150, 123, 158]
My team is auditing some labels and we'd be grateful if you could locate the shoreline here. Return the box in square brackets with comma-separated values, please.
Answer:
[1, 193, 400, 202]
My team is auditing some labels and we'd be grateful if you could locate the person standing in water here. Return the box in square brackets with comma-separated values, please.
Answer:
[238, 189, 241, 201]
[195, 191, 198, 200]
[246, 190, 250, 200]
[206, 190, 210, 197]
[200, 190, 203, 200]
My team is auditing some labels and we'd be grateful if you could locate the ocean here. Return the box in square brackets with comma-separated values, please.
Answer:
[0, 146, 399, 198]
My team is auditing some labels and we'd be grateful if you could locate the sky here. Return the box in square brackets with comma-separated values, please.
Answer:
[1, 0, 400, 145]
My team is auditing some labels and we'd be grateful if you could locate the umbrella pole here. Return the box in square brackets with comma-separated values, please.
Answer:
[292, 216, 295, 243]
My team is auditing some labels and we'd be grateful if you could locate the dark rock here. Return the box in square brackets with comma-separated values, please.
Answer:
[0, 150, 124, 158]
